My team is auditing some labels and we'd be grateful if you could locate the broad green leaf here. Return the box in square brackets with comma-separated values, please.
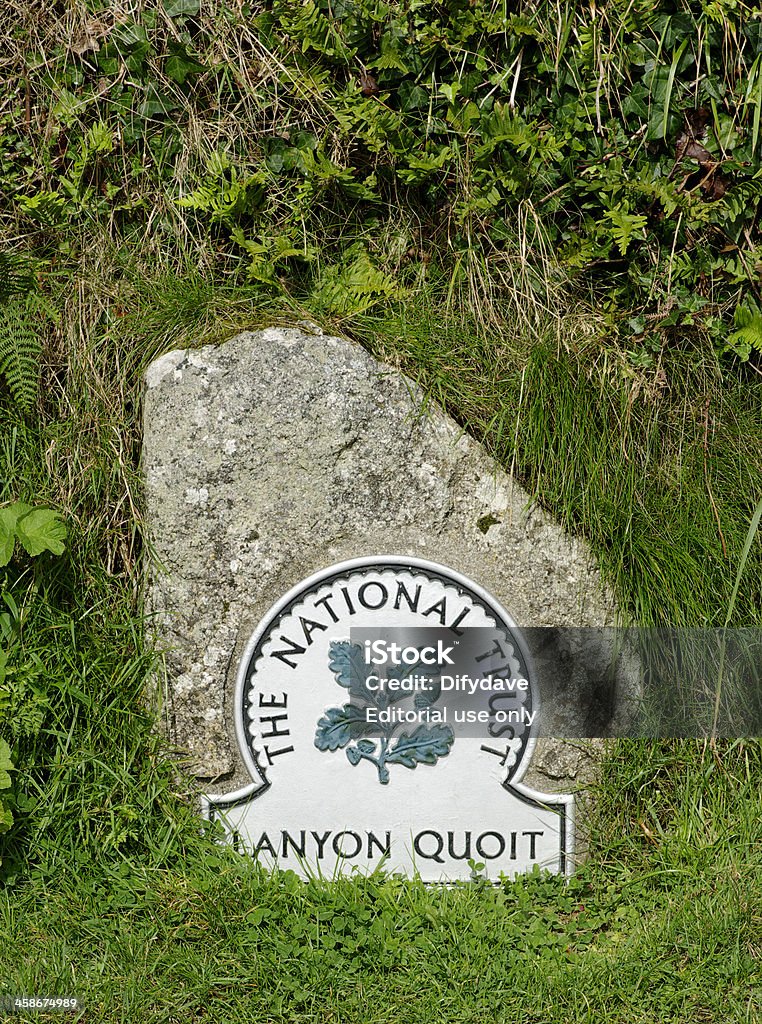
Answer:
[112, 24, 149, 52]
[15, 509, 67, 557]
[165, 54, 204, 84]
[0, 503, 32, 566]
[397, 81, 428, 112]
[0, 803, 13, 834]
[0, 514, 14, 567]
[97, 54, 120, 75]
[138, 89, 178, 118]
[0, 738, 13, 790]
[165, 43, 206, 84]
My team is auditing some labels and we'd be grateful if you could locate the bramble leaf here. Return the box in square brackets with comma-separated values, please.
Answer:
[0, 504, 33, 566]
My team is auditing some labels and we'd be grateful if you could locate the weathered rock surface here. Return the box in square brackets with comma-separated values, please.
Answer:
[142, 326, 618, 795]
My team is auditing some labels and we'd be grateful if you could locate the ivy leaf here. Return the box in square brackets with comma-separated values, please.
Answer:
[15, 509, 67, 557]
[163, 0, 200, 17]
[385, 724, 454, 769]
[314, 704, 371, 751]
[165, 43, 207, 84]
[397, 81, 429, 112]
[138, 87, 178, 118]
[112, 24, 149, 52]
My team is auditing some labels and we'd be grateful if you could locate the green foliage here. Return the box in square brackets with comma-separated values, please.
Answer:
[0, 296, 57, 413]
[0, 12, 758, 1019]
[2, 741, 762, 1023]
[178, 151, 266, 225]
[0, 500, 66, 869]
[352, 303, 761, 628]
[725, 301, 762, 361]
[0, 503, 66, 566]
[0, 253, 35, 303]
[0, 300, 40, 412]
[1, 0, 760, 353]
[312, 248, 399, 317]
[0, 739, 13, 846]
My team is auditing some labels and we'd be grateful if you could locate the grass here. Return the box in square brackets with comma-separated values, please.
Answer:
[0, 246, 759, 1020]
[353, 301, 761, 628]
[1, 743, 761, 1023]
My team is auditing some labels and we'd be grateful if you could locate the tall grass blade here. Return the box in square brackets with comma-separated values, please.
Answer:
[662, 38, 689, 140]
[751, 55, 762, 158]
[712, 496, 762, 741]
[724, 496, 762, 629]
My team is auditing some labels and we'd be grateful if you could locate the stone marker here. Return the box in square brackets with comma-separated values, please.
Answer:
[143, 326, 618, 879]
[204, 555, 574, 879]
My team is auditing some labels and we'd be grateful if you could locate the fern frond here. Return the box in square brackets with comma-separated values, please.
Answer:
[17, 191, 70, 226]
[368, 51, 410, 73]
[723, 304, 762, 361]
[0, 295, 51, 412]
[722, 172, 762, 221]
[0, 252, 35, 304]
[313, 251, 399, 316]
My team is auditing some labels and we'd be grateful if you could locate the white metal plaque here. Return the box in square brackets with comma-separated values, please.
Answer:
[203, 556, 573, 881]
